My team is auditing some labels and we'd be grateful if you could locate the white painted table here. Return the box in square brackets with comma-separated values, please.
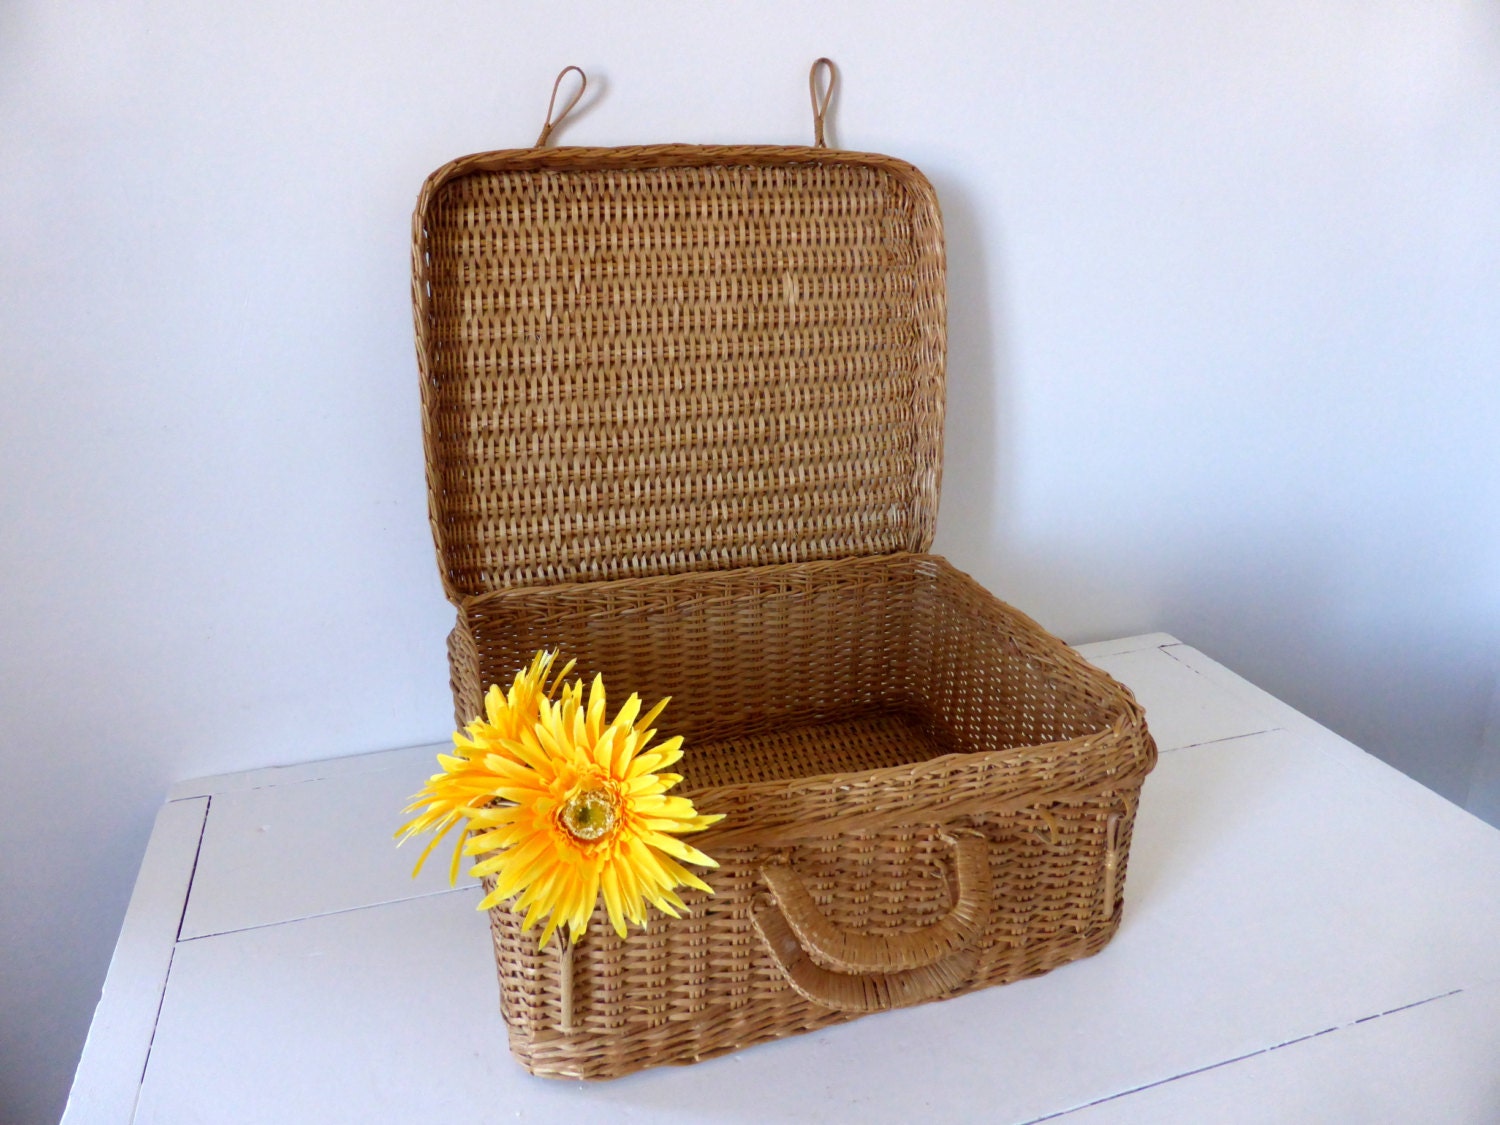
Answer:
[65, 635, 1500, 1123]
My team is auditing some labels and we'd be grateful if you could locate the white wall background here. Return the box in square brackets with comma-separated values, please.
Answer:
[3, 2, 1498, 1120]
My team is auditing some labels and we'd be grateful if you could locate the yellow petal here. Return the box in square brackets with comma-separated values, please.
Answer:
[642, 830, 719, 869]
[586, 674, 607, 742]
[626, 773, 673, 797]
[654, 852, 715, 894]
[599, 865, 628, 938]
[613, 693, 642, 734]
[634, 696, 669, 735]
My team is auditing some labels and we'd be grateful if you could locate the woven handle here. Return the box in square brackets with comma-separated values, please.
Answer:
[752, 830, 991, 1012]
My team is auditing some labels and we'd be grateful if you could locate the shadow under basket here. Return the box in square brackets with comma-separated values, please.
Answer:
[449, 551, 1156, 1080]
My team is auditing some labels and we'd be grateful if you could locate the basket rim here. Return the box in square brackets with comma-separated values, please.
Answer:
[684, 713, 1154, 849]
[453, 551, 1156, 845]
[412, 143, 938, 211]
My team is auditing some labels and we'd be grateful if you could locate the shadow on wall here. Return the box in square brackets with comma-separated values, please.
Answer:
[924, 172, 1011, 561]
[914, 174, 1500, 832]
[1470, 684, 1500, 826]
[1159, 533, 1500, 824]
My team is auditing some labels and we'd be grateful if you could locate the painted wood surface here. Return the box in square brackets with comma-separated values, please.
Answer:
[61, 798, 208, 1125]
[131, 722, 1500, 1123]
[1060, 978, 1500, 1124]
[70, 636, 1500, 1123]
[178, 758, 459, 940]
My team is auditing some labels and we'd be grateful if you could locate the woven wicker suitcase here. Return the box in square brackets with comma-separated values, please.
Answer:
[411, 63, 1157, 1079]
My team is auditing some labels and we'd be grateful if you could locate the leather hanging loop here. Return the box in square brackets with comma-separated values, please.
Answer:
[535, 65, 587, 147]
[809, 57, 835, 147]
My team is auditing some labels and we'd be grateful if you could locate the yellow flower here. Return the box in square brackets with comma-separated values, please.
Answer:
[463, 673, 723, 948]
[396, 650, 575, 883]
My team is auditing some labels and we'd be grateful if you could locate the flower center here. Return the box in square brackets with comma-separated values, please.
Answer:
[559, 787, 617, 842]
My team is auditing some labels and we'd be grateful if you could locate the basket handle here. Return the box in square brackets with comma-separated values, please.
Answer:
[535, 65, 586, 147]
[809, 57, 835, 147]
[751, 829, 991, 1012]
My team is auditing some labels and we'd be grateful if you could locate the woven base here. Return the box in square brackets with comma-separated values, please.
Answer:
[685, 711, 946, 789]
[452, 552, 1155, 1079]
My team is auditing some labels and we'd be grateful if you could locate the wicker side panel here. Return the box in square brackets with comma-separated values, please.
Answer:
[451, 551, 1156, 1077]
[415, 148, 945, 598]
[446, 616, 483, 728]
[457, 554, 932, 750]
[488, 790, 1143, 1080]
[908, 563, 1122, 754]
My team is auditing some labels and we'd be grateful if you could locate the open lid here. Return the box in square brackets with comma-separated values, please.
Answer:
[413, 62, 946, 601]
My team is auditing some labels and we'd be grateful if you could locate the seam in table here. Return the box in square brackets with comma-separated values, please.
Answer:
[172, 795, 211, 944]
[175, 883, 478, 943]
[1023, 987, 1467, 1124]
[131, 797, 212, 1123]
[1160, 644, 1305, 732]
[1158, 726, 1283, 755]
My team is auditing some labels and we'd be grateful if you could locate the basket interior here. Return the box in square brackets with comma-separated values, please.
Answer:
[416, 149, 945, 597]
[457, 554, 1116, 791]
[682, 712, 947, 789]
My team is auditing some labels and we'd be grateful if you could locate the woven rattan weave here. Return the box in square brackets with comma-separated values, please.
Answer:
[414, 145, 943, 597]
[413, 63, 1156, 1079]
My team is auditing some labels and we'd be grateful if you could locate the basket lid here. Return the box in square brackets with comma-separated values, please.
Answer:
[413, 79, 945, 600]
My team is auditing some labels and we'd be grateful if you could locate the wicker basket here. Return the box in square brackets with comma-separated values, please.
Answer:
[412, 63, 1157, 1079]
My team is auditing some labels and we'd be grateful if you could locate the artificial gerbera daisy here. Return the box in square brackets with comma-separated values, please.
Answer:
[396, 650, 575, 882]
[463, 672, 723, 948]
